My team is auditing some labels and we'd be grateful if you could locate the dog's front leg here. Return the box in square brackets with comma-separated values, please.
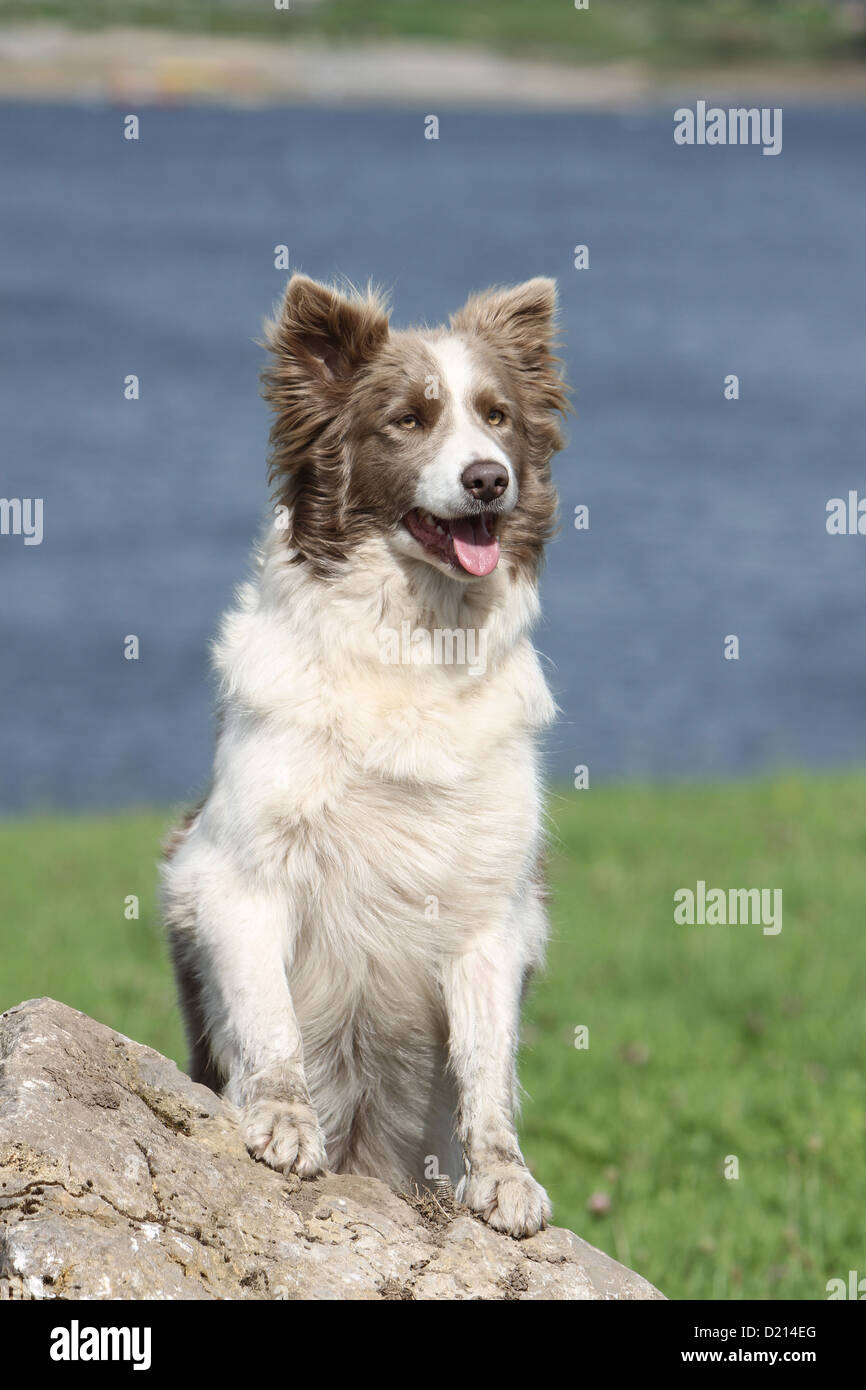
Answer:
[443, 935, 551, 1238]
[188, 856, 326, 1179]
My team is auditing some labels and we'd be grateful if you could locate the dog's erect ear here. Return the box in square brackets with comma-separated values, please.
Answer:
[451, 277, 557, 354]
[262, 277, 390, 567]
[453, 282, 569, 450]
[262, 273, 390, 412]
[262, 275, 390, 508]
[450, 277, 567, 421]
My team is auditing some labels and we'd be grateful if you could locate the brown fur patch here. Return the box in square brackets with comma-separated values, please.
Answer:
[261, 275, 393, 576]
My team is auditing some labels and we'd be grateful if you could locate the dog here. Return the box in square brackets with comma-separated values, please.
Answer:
[161, 273, 567, 1238]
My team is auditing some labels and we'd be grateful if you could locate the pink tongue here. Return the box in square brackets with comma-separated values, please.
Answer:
[450, 516, 500, 576]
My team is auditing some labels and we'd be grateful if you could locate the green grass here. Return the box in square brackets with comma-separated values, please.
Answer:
[1, 0, 863, 69]
[2, 771, 864, 1299]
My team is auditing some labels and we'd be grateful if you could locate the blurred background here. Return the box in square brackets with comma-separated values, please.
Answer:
[1, 0, 865, 1301]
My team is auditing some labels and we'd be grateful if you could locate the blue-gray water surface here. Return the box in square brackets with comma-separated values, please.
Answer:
[1, 102, 864, 811]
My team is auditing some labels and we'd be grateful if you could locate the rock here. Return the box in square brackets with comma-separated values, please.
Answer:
[0, 999, 664, 1301]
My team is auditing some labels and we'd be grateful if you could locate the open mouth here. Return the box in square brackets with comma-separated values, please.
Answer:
[403, 509, 501, 577]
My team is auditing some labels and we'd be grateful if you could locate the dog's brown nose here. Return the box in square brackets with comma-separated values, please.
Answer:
[461, 460, 509, 503]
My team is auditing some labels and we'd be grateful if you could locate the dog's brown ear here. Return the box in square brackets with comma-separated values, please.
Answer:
[262, 275, 389, 510]
[451, 278, 568, 422]
[263, 274, 390, 402]
[452, 276, 556, 351]
[261, 276, 390, 569]
[452, 277, 568, 451]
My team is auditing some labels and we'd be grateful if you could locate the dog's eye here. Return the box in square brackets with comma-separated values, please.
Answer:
[397, 413, 421, 430]
[487, 408, 506, 426]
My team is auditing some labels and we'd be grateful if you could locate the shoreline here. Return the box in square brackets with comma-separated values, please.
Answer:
[1, 25, 865, 108]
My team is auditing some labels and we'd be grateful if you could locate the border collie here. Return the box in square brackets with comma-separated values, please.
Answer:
[161, 274, 567, 1238]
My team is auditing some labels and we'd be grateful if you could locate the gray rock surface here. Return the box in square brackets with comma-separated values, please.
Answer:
[0, 998, 664, 1301]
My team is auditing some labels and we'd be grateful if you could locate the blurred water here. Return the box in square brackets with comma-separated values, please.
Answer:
[1, 101, 865, 811]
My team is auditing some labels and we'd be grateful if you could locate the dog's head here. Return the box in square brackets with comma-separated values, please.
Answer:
[262, 275, 567, 583]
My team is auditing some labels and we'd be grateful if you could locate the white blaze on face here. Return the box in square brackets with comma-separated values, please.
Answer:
[414, 336, 517, 517]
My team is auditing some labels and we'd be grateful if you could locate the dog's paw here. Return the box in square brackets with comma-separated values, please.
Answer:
[242, 1098, 327, 1179]
[459, 1160, 551, 1239]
